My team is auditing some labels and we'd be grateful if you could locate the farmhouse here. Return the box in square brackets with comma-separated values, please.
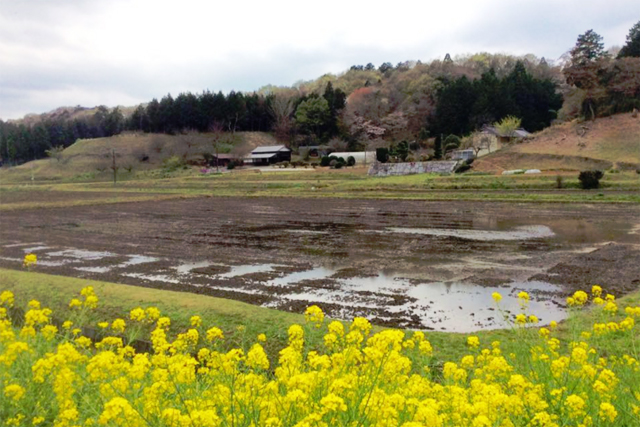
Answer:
[208, 154, 236, 168]
[247, 145, 292, 165]
[482, 125, 532, 146]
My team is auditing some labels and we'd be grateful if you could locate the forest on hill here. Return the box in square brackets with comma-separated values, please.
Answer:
[1, 22, 638, 165]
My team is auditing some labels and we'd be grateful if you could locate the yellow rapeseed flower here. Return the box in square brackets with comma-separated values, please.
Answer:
[467, 336, 480, 348]
[599, 402, 617, 422]
[190, 315, 202, 327]
[1, 290, 15, 307]
[23, 253, 37, 268]
[305, 305, 325, 327]
[4, 384, 25, 401]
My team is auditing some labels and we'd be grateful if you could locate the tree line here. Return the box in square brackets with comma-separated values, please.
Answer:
[1, 20, 638, 166]
[0, 106, 125, 164]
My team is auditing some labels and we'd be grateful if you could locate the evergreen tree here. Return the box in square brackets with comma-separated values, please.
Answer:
[618, 21, 640, 58]
[434, 137, 442, 160]
[295, 97, 330, 140]
[569, 29, 608, 66]
[146, 99, 162, 133]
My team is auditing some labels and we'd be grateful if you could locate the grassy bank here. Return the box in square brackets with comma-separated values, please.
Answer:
[2, 269, 640, 426]
[1, 168, 639, 209]
[2, 268, 639, 362]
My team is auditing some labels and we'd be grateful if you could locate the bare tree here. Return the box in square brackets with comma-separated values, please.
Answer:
[268, 93, 296, 142]
[208, 122, 225, 172]
[45, 146, 65, 162]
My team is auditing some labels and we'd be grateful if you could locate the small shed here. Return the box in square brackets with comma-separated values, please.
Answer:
[249, 145, 292, 165]
[207, 153, 236, 167]
[330, 151, 376, 165]
[451, 149, 475, 161]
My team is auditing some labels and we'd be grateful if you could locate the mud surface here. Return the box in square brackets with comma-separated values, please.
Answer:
[1, 197, 639, 331]
[0, 190, 165, 205]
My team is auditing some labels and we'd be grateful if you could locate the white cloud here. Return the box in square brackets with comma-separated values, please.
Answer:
[1, 0, 638, 119]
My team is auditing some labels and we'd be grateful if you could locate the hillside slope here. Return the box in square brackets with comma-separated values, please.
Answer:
[473, 112, 640, 172]
[0, 131, 278, 182]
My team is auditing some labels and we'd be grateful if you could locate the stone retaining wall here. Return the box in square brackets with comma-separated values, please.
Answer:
[368, 161, 459, 176]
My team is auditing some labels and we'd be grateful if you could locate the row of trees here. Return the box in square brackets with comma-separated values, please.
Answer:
[0, 106, 124, 164]
[432, 62, 563, 138]
[2, 21, 637, 166]
[128, 91, 273, 134]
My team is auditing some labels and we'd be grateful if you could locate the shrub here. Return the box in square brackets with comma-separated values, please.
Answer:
[376, 148, 389, 163]
[578, 170, 604, 189]
[556, 175, 564, 189]
[162, 155, 185, 172]
[227, 162, 235, 170]
[320, 156, 331, 167]
[347, 156, 356, 167]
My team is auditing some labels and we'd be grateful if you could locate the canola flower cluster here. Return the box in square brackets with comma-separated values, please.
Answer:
[22, 254, 37, 269]
[0, 286, 639, 426]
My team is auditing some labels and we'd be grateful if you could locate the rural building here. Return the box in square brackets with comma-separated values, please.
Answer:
[482, 125, 532, 146]
[330, 151, 376, 165]
[298, 145, 330, 157]
[247, 145, 292, 165]
[451, 149, 475, 161]
[208, 154, 236, 168]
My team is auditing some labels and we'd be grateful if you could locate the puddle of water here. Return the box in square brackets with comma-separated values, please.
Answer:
[267, 267, 335, 286]
[218, 264, 280, 278]
[35, 260, 74, 267]
[75, 266, 113, 273]
[47, 249, 115, 261]
[377, 225, 555, 241]
[3, 242, 45, 248]
[175, 261, 215, 275]
[341, 274, 411, 295]
[0, 255, 73, 267]
[22, 246, 54, 252]
[264, 268, 566, 332]
[401, 280, 565, 331]
[118, 255, 160, 267]
[286, 230, 329, 235]
[123, 273, 180, 284]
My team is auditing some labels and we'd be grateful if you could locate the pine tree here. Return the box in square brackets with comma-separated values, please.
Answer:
[618, 21, 640, 58]
[569, 30, 608, 66]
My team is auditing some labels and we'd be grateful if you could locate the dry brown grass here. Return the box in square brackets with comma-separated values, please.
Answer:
[474, 112, 640, 172]
[0, 131, 279, 182]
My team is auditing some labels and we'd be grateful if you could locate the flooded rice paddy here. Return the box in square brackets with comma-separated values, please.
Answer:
[1, 197, 639, 331]
[0, 240, 567, 331]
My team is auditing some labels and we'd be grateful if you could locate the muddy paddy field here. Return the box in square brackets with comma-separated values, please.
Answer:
[1, 197, 639, 332]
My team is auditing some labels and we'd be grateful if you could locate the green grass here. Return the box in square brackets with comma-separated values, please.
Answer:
[2, 268, 639, 363]
[0, 268, 301, 359]
[2, 169, 638, 209]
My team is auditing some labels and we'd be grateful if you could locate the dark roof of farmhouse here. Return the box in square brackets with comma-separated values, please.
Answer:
[251, 145, 291, 154]
[482, 125, 532, 138]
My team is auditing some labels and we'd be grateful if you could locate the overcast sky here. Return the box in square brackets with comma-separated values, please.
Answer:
[1, 0, 638, 120]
